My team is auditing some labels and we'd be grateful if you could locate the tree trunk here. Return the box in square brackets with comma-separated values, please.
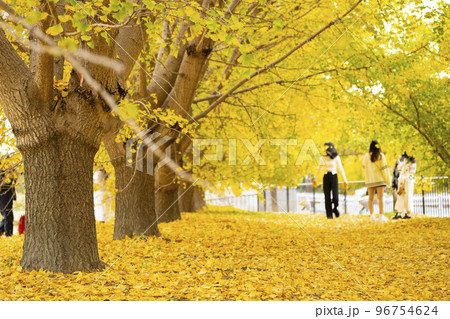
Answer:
[156, 186, 181, 223]
[113, 165, 160, 239]
[20, 135, 105, 273]
[152, 37, 214, 223]
[155, 164, 181, 223]
[270, 188, 279, 212]
[103, 125, 161, 240]
[0, 18, 146, 273]
[178, 183, 206, 213]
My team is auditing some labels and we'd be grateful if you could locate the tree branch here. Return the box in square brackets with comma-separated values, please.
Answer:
[378, 99, 449, 164]
[0, 0, 14, 15]
[116, 18, 148, 82]
[63, 10, 137, 37]
[225, 0, 242, 19]
[409, 94, 421, 129]
[190, 0, 363, 123]
[46, 0, 60, 26]
[146, 21, 189, 108]
[0, 14, 123, 75]
[34, 1, 54, 106]
[8, 39, 29, 54]
[194, 68, 355, 103]
[0, 0, 204, 187]
[153, 15, 171, 78]
[0, 29, 34, 103]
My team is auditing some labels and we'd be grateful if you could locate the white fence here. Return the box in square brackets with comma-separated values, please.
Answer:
[206, 178, 449, 217]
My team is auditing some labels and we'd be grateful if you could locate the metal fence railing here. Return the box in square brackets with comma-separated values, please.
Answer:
[415, 177, 449, 217]
[205, 177, 449, 217]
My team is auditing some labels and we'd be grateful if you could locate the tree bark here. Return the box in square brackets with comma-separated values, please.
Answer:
[156, 188, 181, 223]
[145, 22, 187, 107]
[151, 35, 214, 223]
[1, 29, 109, 273]
[155, 164, 181, 223]
[113, 165, 161, 239]
[103, 123, 161, 239]
[20, 134, 104, 273]
[270, 188, 279, 212]
[178, 182, 206, 213]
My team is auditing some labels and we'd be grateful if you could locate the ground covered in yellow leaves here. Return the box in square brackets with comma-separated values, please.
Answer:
[0, 210, 448, 301]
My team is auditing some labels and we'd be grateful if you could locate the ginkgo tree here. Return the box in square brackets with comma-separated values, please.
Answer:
[156, 0, 449, 205]
[0, 0, 156, 273]
[0, 0, 364, 273]
[330, 0, 449, 175]
[2, 0, 446, 275]
[91, 0, 368, 231]
[121, 0, 367, 221]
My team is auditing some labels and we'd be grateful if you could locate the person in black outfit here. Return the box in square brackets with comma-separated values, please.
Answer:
[0, 169, 16, 237]
[313, 143, 348, 219]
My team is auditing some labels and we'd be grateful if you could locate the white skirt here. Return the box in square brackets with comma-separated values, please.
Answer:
[395, 174, 415, 213]
[94, 190, 110, 222]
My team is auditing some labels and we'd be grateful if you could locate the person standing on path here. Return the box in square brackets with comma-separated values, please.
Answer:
[363, 140, 391, 221]
[394, 154, 416, 219]
[392, 152, 408, 219]
[313, 142, 348, 219]
[0, 168, 17, 236]
[94, 167, 111, 222]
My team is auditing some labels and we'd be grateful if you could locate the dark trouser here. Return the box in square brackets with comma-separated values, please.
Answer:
[0, 208, 14, 236]
[323, 172, 339, 219]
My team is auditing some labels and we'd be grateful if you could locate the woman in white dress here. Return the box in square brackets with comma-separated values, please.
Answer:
[394, 155, 416, 219]
[93, 168, 111, 222]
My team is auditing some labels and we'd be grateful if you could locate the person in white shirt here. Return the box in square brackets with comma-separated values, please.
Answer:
[93, 167, 111, 222]
[313, 142, 348, 219]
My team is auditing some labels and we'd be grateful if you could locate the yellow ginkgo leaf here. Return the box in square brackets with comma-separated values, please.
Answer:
[0, 209, 447, 301]
[46, 23, 64, 36]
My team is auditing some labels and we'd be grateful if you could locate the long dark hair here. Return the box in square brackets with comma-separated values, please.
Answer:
[400, 151, 408, 161]
[324, 142, 338, 159]
[369, 140, 382, 162]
